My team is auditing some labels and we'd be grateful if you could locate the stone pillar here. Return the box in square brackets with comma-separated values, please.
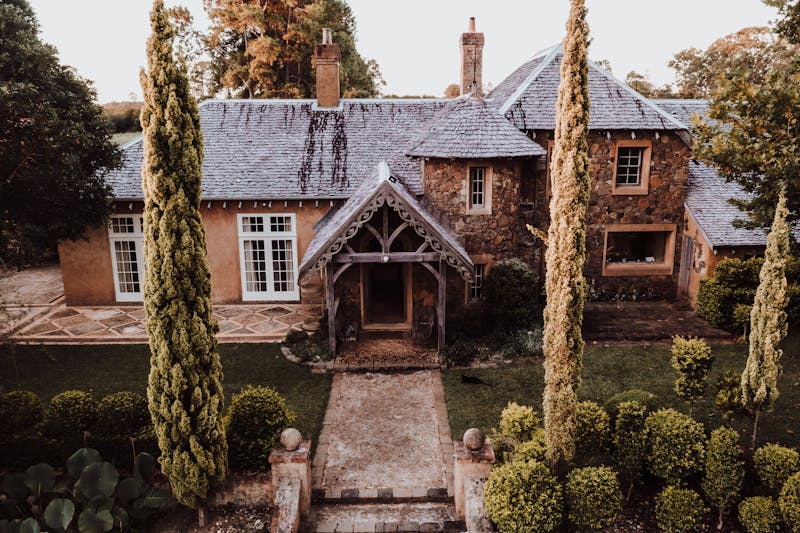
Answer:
[453, 429, 494, 527]
[314, 28, 341, 108]
[269, 429, 312, 533]
[460, 17, 484, 95]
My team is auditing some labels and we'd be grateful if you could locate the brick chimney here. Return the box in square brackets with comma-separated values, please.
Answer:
[314, 28, 341, 107]
[460, 17, 484, 95]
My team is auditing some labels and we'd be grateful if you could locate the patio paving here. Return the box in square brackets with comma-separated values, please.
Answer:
[0, 264, 64, 337]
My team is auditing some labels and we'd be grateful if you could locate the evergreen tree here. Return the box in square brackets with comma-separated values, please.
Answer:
[141, 0, 227, 512]
[542, 0, 591, 468]
[742, 190, 790, 450]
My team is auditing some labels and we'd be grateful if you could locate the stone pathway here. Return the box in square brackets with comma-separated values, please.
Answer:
[335, 339, 439, 371]
[0, 265, 64, 337]
[307, 370, 456, 531]
[304, 503, 461, 533]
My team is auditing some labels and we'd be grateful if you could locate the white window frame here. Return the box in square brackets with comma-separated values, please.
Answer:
[108, 215, 145, 303]
[237, 214, 300, 302]
[467, 165, 492, 214]
[469, 264, 485, 301]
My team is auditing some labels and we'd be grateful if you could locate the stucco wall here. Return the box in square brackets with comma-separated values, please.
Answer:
[59, 223, 117, 306]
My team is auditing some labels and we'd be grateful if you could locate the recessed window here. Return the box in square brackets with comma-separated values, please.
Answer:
[612, 140, 651, 195]
[603, 224, 676, 276]
[470, 167, 485, 209]
[109, 215, 144, 302]
[238, 214, 299, 301]
[469, 264, 485, 301]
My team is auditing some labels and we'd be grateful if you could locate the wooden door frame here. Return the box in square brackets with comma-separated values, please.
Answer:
[359, 262, 413, 331]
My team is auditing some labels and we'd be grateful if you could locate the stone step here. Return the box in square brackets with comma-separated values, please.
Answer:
[312, 486, 452, 504]
[302, 502, 465, 533]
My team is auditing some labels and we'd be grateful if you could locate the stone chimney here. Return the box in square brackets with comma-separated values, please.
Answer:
[314, 28, 341, 107]
[460, 17, 484, 95]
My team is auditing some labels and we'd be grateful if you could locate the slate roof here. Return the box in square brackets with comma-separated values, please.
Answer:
[487, 45, 687, 131]
[107, 98, 449, 200]
[651, 99, 709, 127]
[406, 96, 546, 158]
[299, 161, 473, 280]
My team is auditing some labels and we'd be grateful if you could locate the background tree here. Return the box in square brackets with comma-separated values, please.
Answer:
[205, 0, 382, 98]
[0, 0, 118, 266]
[765, 0, 800, 44]
[444, 83, 460, 98]
[542, 0, 590, 469]
[141, 0, 227, 517]
[669, 26, 797, 98]
[624, 71, 678, 98]
[741, 190, 790, 450]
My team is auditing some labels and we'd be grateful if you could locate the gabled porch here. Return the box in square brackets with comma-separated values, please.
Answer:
[299, 162, 473, 358]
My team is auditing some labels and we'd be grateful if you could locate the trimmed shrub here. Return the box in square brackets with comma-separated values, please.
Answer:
[655, 486, 709, 533]
[670, 336, 714, 416]
[565, 466, 622, 531]
[44, 391, 98, 435]
[738, 496, 782, 533]
[613, 400, 648, 500]
[442, 339, 481, 367]
[714, 370, 746, 421]
[498, 402, 540, 442]
[779, 472, 800, 533]
[482, 258, 539, 332]
[753, 443, 800, 492]
[702, 427, 744, 529]
[509, 429, 548, 464]
[225, 386, 296, 471]
[484, 460, 563, 533]
[0, 390, 43, 434]
[645, 408, 706, 484]
[95, 392, 149, 439]
[604, 389, 659, 420]
[574, 401, 611, 463]
[501, 326, 543, 359]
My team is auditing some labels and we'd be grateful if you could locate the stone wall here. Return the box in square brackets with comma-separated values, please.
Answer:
[529, 130, 690, 300]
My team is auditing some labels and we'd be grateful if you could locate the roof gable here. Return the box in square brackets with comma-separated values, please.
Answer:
[299, 162, 473, 280]
[489, 45, 687, 131]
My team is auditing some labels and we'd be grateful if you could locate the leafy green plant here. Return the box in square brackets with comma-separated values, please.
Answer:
[225, 386, 296, 471]
[671, 336, 714, 417]
[483, 258, 540, 332]
[442, 339, 481, 367]
[565, 466, 622, 531]
[713, 371, 746, 422]
[0, 447, 173, 533]
[645, 408, 706, 485]
[738, 496, 782, 533]
[753, 443, 800, 492]
[94, 392, 149, 439]
[508, 430, 548, 464]
[613, 400, 649, 501]
[484, 460, 563, 533]
[501, 327, 543, 359]
[574, 401, 611, 465]
[603, 389, 659, 420]
[779, 472, 800, 533]
[43, 391, 98, 438]
[702, 427, 744, 530]
[490, 402, 540, 463]
[0, 391, 43, 436]
[654, 486, 709, 533]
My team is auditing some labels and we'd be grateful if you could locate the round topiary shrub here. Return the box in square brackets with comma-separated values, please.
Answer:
[604, 389, 659, 420]
[565, 466, 622, 531]
[753, 443, 800, 492]
[0, 390, 43, 434]
[498, 402, 540, 441]
[574, 401, 611, 463]
[509, 429, 548, 464]
[645, 408, 706, 484]
[95, 391, 149, 438]
[655, 485, 709, 533]
[225, 386, 297, 471]
[484, 460, 563, 533]
[779, 472, 800, 533]
[738, 496, 782, 533]
[482, 258, 539, 332]
[613, 400, 649, 500]
[702, 427, 744, 530]
[44, 390, 98, 437]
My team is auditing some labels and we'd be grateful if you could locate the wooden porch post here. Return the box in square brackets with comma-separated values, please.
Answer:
[438, 258, 446, 355]
[326, 262, 336, 356]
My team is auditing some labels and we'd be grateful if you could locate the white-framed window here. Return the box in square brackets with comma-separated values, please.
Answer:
[602, 224, 677, 277]
[616, 147, 644, 186]
[469, 264, 485, 301]
[109, 215, 145, 302]
[469, 167, 486, 209]
[238, 214, 299, 301]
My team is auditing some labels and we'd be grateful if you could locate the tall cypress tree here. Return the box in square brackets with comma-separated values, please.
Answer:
[542, 0, 591, 468]
[741, 189, 790, 449]
[141, 0, 227, 510]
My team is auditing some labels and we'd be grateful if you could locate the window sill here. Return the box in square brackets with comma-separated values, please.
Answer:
[466, 207, 492, 215]
[611, 186, 648, 196]
[242, 293, 300, 302]
[602, 263, 673, 277]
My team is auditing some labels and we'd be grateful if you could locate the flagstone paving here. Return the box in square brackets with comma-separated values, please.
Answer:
[0, 265, 64, 337]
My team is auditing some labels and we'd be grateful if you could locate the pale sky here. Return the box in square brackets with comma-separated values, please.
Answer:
[26, 0, 780, 103]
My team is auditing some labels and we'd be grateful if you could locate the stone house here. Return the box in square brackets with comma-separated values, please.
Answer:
[58, 20, 769, 351]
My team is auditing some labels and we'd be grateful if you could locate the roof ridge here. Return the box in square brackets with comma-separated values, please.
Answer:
[498, 43, 562, 115]
[586, 58, 689, 130]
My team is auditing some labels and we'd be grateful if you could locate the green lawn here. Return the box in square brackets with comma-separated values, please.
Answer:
[0, 343, 331, 443]
[443, 337, 800, 449]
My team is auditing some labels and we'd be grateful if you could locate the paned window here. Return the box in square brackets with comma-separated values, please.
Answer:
[602, 224, 677, 277]
[109, 215, 145, 302]
[238, 214, 299, 301]
[470, 264, 485, 301]
[469, 167, 486, 209]
[615, 147, 644, 186]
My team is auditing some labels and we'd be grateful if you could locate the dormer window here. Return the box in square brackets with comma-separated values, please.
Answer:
[467, 166, 492, 214]
[612, 140, 651, 195]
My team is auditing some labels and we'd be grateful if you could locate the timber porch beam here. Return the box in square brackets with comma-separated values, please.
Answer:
[332, 252, 441, 263]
